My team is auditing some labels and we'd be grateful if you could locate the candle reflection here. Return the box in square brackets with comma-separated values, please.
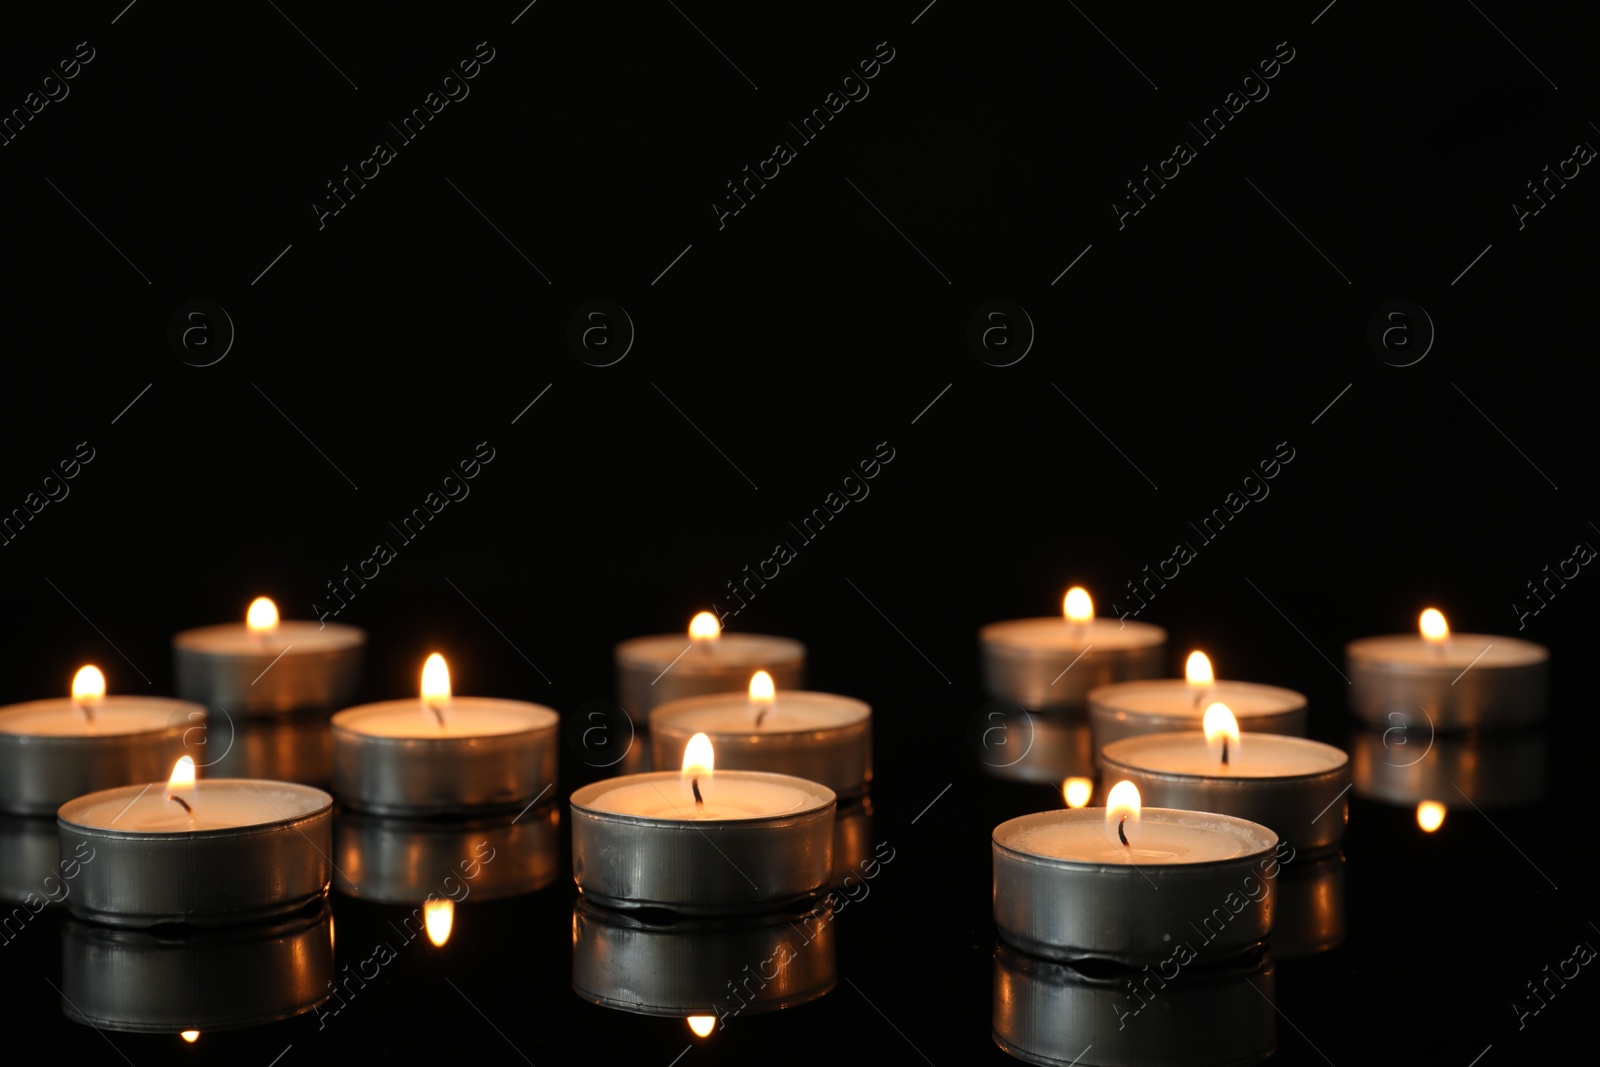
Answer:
[968, 702, 1095, 785]
[334, 805, 559, 903]
[1350, 725, 1545, 809]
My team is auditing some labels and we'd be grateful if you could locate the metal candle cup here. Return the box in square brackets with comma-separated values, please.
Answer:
[1088, 679, 1306, 760]
[1099, 733, 1351, 852]
[979, 618, 1166, 710]
[0, 696, 200, 815]
[174, 620, 365, 716]
[570, 770, 834, 915]
[331, 698, 559, 816]
[1346, 632, 1547, 731]
[202, 709, 335, 786]
[57, 778, 333, 926]
[649, 691, 871, 797]
[334, 805, 561, 902]
[992, 808, 1280, 964]
[615, 633, 805, 721]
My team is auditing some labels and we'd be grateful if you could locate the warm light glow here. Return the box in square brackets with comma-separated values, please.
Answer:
[682, 732, 714, 803]
[72, 665, 106, 703]
[1185, 651, 1214, 687]
[1063, 587, 1094, 624]
[689, 612, 721, 641]
[1203, 703, 1241, 765]
[424, 897, 454, 946]
[246, 597, 279, 633]
[688, 1016, 716, 1038]
[421, 653, 452, 703]
[1419, 608, 1449, 644]
[167, 756, 196, 810]
[180, 1031, 199, 1044]
[1105, 780, 1141, 837]
[1417, 800, 1446, 832]
[748, 670, 775, 702]
[1062, 777, 1093, 808]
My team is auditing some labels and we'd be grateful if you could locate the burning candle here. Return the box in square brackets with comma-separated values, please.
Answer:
[1087, 649, 1306, 759]
[979, 588, 1166, 710]
[331, 653, 559, 816]
[649, 672, 871, 796]
[174, 597, 365, 716]
[569, 732, 834, 914]
[0, 666, 201, 815]
[1347, 607, 1548, 731]
[615, 613, 805, 721]
[992, 781, 1280, 962]
[1099, 704, 1352, 852]
[57, 757, 333, 925]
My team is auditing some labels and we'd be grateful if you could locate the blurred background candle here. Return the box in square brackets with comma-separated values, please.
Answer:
[0, 666, 199, 815]
[1347, 607, 1547, 731]
[174, 597, 365, 716]
[615, 612, 805, 722]
[979, 587, 1166, 710]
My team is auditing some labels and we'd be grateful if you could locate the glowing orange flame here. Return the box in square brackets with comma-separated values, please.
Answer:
[1417, 801, 1446, 832]
[688, 1016, 716, 1037]
[1106, 780, 1141, 840]
[246, 597, 279, 633]
[1062, 777, 1093, 808]
[748, 670, 775, 701]
[1203, 703, 1241, 766]
[1185, 651, 1214, 687]
[1419, 608, 1449, 644]
[72, 665, 106, 703]
[1063, 587, 1094, 624]
[682, 732, 714, 804]
[421, 653, 451, 727]
[424, 897, 454, 946]
[689, 612, 721, 641]
[180, 1030, 199, 1043]
[167, 756, 196, 812]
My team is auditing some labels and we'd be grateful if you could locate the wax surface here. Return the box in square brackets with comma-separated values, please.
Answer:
[1092, 680, 1303, 718]
[981, 617, 1164, 652]
[999, 811, 1261, 865]
[580, 773, 824, 820]
[174, 620, 364, 657]
[1347, 633, 1546, 669]
[616, 633, 803, 670]
[334, 698, 556, 738]
[1105, 733, 1347, 778]
[63, 779, 328, 832]
[0, 697, 188, 737]
[653, 692, 868, 735]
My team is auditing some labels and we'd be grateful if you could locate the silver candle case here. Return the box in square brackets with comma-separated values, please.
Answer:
[571, 772, 834, 915]
[615, 634, 805, 722]
[59, 904, 334, 1033]
[970, 702, 1095, 784]
[57, 781, 334, 927]
[334, 805, 561, 902]
[1346, 635, 1548, 731]
[649, 693, 871, 797]
[0, 814, 66, 905]
[173, 622, 365, 716]
[1350, 726, 1545, 808]
[572, 898, 837, 1021]
[992, 809, 1278, 965]
[1088, 682, 1306, 760]
[331, 700, 559, 816]
[0, 698, 200, 816]
[201, 709, 334, 786]
[1099, 736, 1350, 853]
[980, 622, 1167, 711]
[993, 942, 1275, 1067]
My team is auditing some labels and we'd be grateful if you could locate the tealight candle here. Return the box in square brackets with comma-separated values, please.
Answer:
[570, 732, 834, 914]
[57, 757, 333, 926]
[992, 782, 1279, 963]
[331, 654, 559, 816]
[173, 597, 365, 716]
[979, 588, 1166, 710]
[615, 612, 805, 721]
[649, 672, 871, 796]
[1088, 650, 1306, 758]
[1347, 608, 1548, 731]
[1099, 704, 1351, 852]
[0, 666, 200, 815]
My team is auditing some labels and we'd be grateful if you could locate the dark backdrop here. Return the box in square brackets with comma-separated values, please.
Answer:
[1, 2, 1595, 1064]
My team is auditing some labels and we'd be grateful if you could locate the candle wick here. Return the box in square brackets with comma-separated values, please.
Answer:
[429, 702, 446, 727]
[692, 776, 703, 807]
[77, 702, 94, 724]
[754, 707, 767, 728]
[1221, 737, 1229, 766]
[1117, 814, 1129, 847]
[168, 795, 192, 814]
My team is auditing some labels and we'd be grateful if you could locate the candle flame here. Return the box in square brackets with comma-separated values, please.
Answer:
[1105, 780, 1141, 839]
[180, 1030, 199, 1043]
[1419, 608, 1449, 644]
[682, 732, 714, 804]
[689, 612, 721, 641]
[424, 897, 454, 946]
[1203, 703, 1240, 766]
[688, 1016, 716, 1037]
[1185, 651, 1214, 687]
[421, 653, 451, 727]
[1063, 587, 1094, 624]
[72, 665, 106, 703]
[167, 756, 196, 811]
[246, 597, 280, 633]
[1416, 800, 1446, 832]
[1062, 777, 1093, 808]
[748, 670, 775, 701]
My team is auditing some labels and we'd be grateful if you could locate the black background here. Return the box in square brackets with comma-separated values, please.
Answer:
[1, 1, 1596, 1064]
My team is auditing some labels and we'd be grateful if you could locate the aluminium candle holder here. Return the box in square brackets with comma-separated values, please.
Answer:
[979, 619, 1167, 710]
[615, 633, 805, 722]
[649, 691, 871, 797]
[1087, 680, 1306, 759]
[1346, 633, 1548, 732]
[174, 621, 366, 717]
